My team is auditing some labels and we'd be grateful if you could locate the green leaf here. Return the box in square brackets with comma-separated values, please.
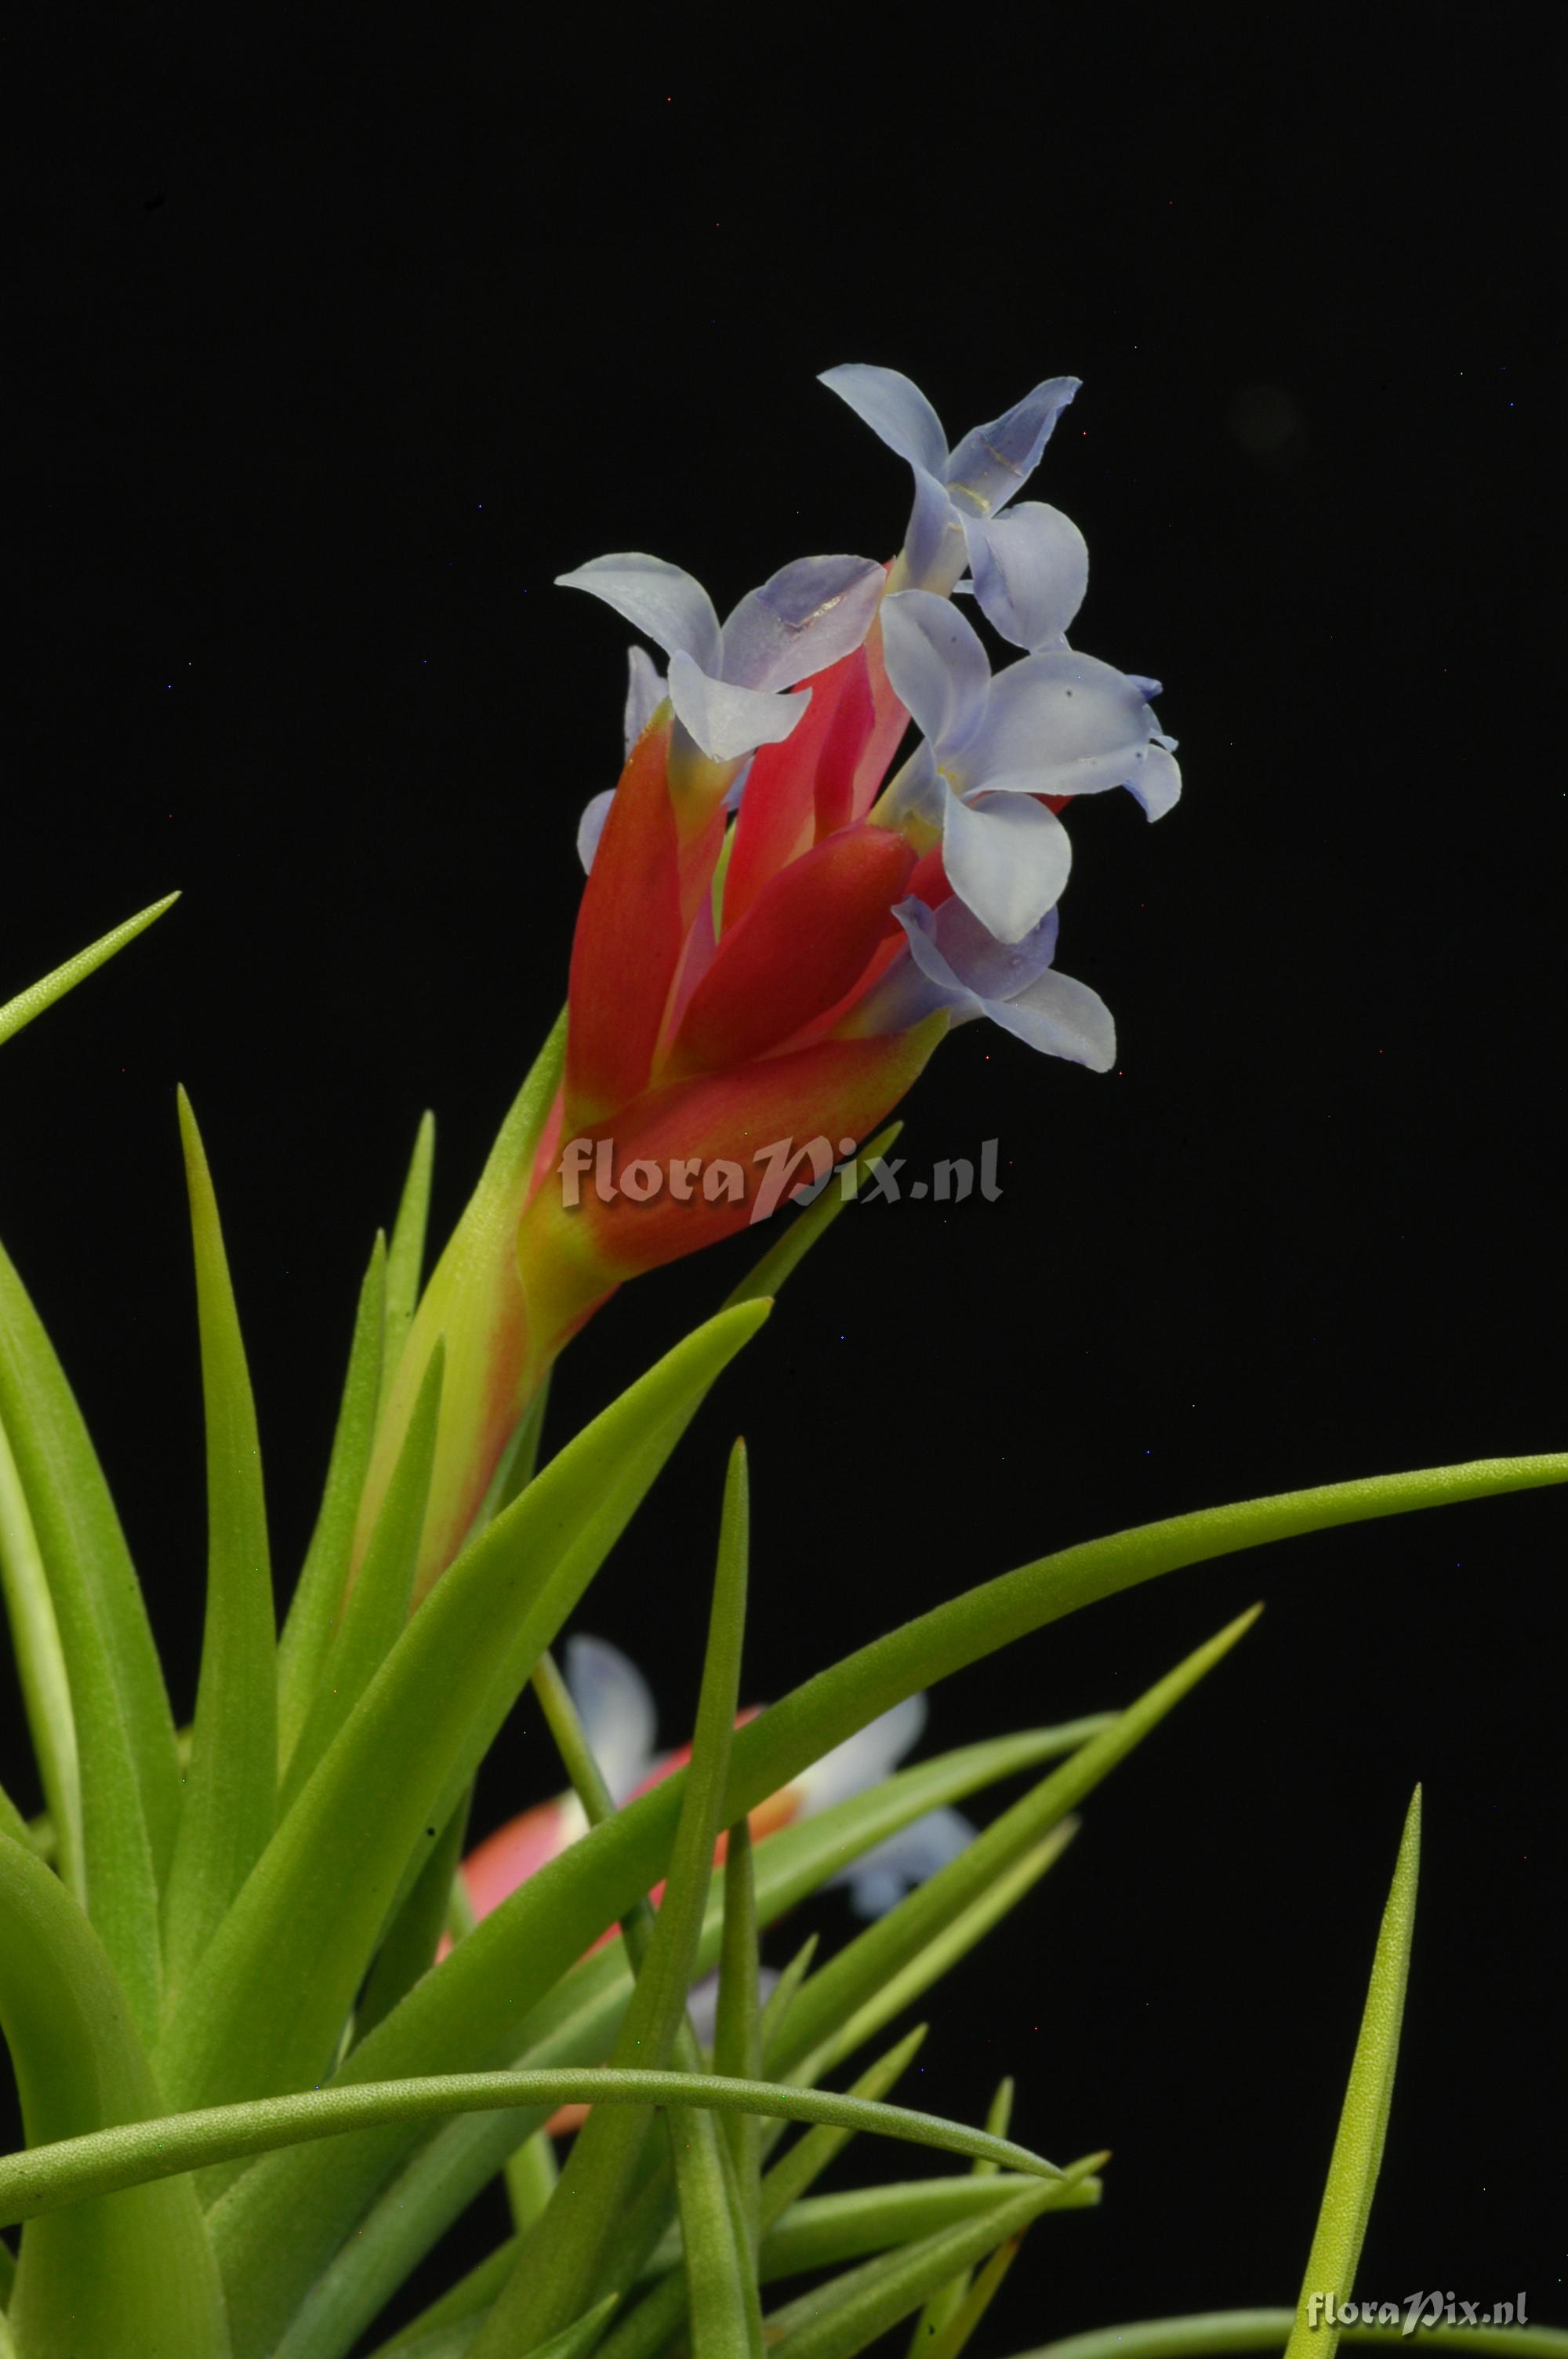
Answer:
[722, 1120, 903, 1310]
[471, 1438, 753, 2359]
[381, 1111, 436, 1423]
[761, 2169, 1094, 2359]
[909, 2077, 1014, 2357]
[1285, 1789, 1422, 2359]
[220, 1733, 1066, 2359]
[758, 2172, 1069, 2284]
[0, 1401, 81, 1896]
[1002, 2313, 1568, 2359]
[0, 892, 179, 1049]
[354, 1786, 474, 2049]
[757, 1932, 818, 2061]
[0, 1834, 229, 2357]
[668, 2110, 764, 2359]
[377, 2296, 619, 2359]
[713, 1815, 763, 2240]
[0, 1230, 185, 2032]
[154, 1298, 770, 2125]
[360, 1012, 567, 1608]
[918, 2230, 1022, 2359]
[0, 2066, 1064, 2230]
[280, 1340, 446, 1814]
[161, 1090, 278, 2011]
[277, 1234, 387, 1772]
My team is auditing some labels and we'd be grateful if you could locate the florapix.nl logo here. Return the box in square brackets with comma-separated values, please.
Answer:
[556, 1136, 1005, 1225]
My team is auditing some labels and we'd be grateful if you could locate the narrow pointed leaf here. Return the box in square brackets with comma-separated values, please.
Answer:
[472, 1440, 753, 2358]
[155, 1299, 770, 2121]
[761, 2173, 1080, 2359]
[0, 1834, 229, 2356]
[354, 1786, 474, 2048]
[278, 1234, 387, 1770]
[0, 892, 179, 1049]
[280, 1340, 446, 1813]
[669, 2107, 764, 2359]
[910, 2077, 1014, 2356]
[723, 1120, 903, 1309]
[377, 2297, 619, 2359]
[920, 2233, 1022, 2359]
[381, 1110, 436, 1421]
[713, 1815, 763, 2234]
[161, 1090, 277, 2009]
[760, 2173, 1064, 2282]
[1285, 1790, 1422, 2359]
[0, 1405, 81, 1895]
[0, 1237, 182, 2003]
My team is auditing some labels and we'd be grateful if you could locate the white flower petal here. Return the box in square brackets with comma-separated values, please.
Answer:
[818, 363, 949, 479]
[963, 648, 1171, 800]
[943, 376, 1080, 518]
[833, 1808, 976, 1921]
[576, 787, 615, 874]
[879, 591, 992, 755]
[563, 1636, 659, 1805]
[555, 554, 723, 674]
[1125, 738, 1182, 820]
[903, 465, 969, 594]
[992, 966, 1116, 1070]
[667, 651, 811, 762]
[720, 555, 884, 692]
[623, 645, 666, 755]
[942, 790, 1072, 946]
[964, 503, 1089, 652]
[791, 1693, 927, 1818]
[932, 892, 1061, 1001]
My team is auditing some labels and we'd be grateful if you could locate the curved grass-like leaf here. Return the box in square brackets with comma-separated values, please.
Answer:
[470, 1440, 753, 2358]
[760, 2167, 1098, 2359]
[1007, 2314, 1568, 2359]
[1285, 1789, 1421, 2359]
[0, 1402, 81, 1894]
[277, 1234, 387, 1771]
[0, 1834, 229, 2357]
[909, 2077, 1014, 2357]
[0, 892, 179, 1049]
[279, 1340, 445, 1814]
[0, 1236, 183, 2025]
[154, 1299, 771, 2120]
[0, 2067, 1064, 2230]
[381, 1110, 436, 1423]
[354, 1787, 474, 2048]
[161, 1090, 277, 2011]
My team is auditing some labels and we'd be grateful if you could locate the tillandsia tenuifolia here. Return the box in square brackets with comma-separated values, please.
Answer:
[0, 365, 1562, 2359]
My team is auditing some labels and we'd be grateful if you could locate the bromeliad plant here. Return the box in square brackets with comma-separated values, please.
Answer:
[0, 365, 1562, 2359]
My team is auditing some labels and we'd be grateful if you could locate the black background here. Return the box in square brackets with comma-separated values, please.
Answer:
[5, 16, 1563, 2346]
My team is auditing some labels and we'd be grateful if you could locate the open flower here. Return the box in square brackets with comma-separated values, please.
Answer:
[820, 363, 1081, 595]
[875, 588, 1180, 943]
[851, 895, 1116, 1073]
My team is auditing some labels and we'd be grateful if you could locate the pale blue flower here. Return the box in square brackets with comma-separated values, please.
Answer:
[556, 550, 885, 763]
[856, 893, 1115, 1073]
[820, 363, 1080, 593]
[878, 589, 1180, 943]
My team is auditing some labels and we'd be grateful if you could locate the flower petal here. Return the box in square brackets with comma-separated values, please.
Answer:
[818, 363, 949, 478]
[623, 645, 666, 754]
[556, 554, 724, 674]
[879, 591, 992, 755]
[903, 463, 969, 593]
[961, 647, 1174, 800]
[668, 649, 811, 763]
[931, 892, 1062, 1001]
[563, 1636, 659, 1805]
[942, 790, 1072, 945]
[942, 376, 1080, 518]
[791, 1693, 927, 1815]
[990, 965, 1116, 1070]
[566, 713, 684, 1125]
[834, 1807, 976, 1921]
[576, 788, 615, 874]
[963, 502, 1089, 652]
[720, 555, 884, 692]
[1126, 737, 1182, 820]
